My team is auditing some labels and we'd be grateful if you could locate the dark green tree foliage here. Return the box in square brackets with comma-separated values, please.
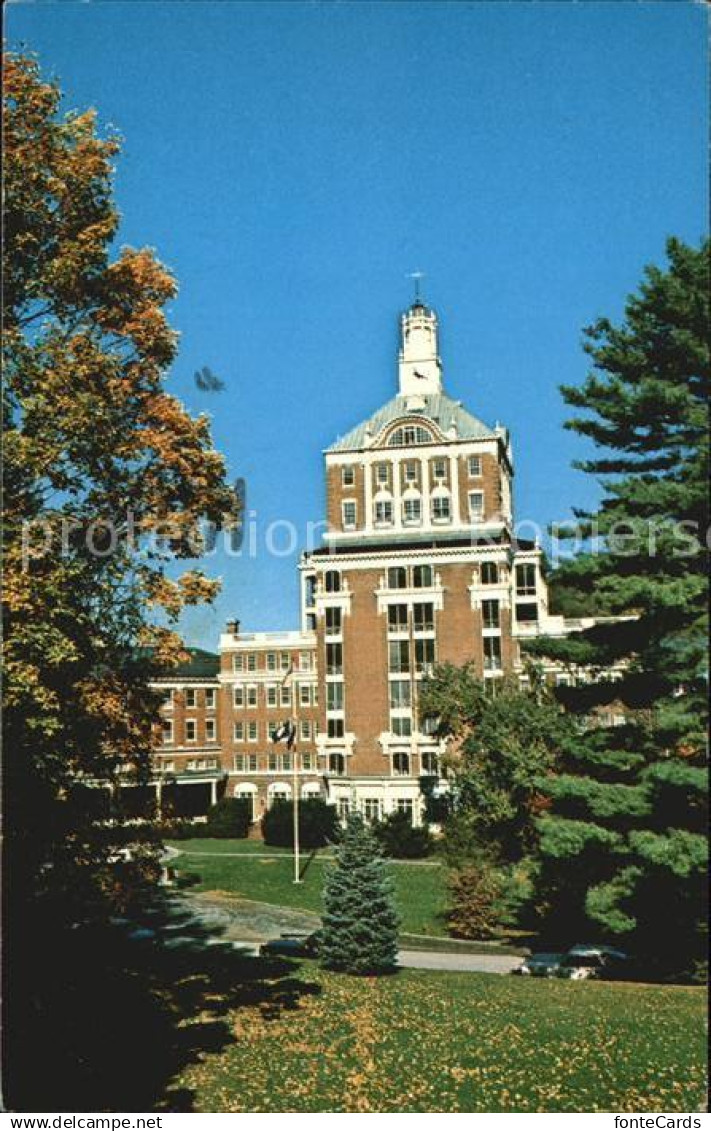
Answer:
[320, 814, 400, 975]
[261, 798, 339, 849]
[525, 238, 709, 974]
[373, 809, 434, 859]
[420, 664, 576, 863]
[204, 798, 251, 839]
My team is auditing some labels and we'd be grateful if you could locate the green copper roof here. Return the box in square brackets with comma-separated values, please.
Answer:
[326, 393, 497, 453]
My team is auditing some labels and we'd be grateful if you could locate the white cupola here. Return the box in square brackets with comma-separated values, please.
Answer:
[398, 301, 443, 396]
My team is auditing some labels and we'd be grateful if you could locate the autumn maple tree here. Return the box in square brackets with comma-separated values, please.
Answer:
[2, 53, 238, 940]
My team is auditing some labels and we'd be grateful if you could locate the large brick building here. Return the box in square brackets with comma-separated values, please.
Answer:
[152, 299, 594, 823]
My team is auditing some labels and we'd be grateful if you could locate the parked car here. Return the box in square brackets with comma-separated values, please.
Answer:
[512, 952, 564, 977]
[259, 932, 320, 958]
[556, 946, 630, 981]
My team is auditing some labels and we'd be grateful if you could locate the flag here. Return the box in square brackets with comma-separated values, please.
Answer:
[271, 719, 296, 748]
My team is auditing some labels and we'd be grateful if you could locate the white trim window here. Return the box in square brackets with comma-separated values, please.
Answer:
[482, 599, 500, 629]
[233, 722, 244, 742]
[232, 654, 244, 672]
[431, 492, 451, 523]
[162, 689, 175, 711]
[300, 683, 311, 706]
[266, 684, 278, 708]
[391, 715, 412, 737]
[483, 635, 503, 671]
[404, 461, 418, 483]
[481, 561, 499, 585]
[402, 495, 422, 526]
[233, 686, 244, 708]
[375, 462, 389, 486]
[266, 652, 277, 672]
[247, 721, 258, 742]
[468, 455, 482, 477]
[280, 684, 291, 707]
[342, 465, 355, 486]
[431, 458, 447, 482]
[342, 500, 357, 529]
[362, 798, 381, 823]
[162, 719, 174, 745]
[374, 497, 394, 526]
[247, 653, 257, 672]
[185, 688, 197, 708]
[205, 719, 216, 742]
[468, 490, 484, 521]
[392, 751, 411, 775]
[204, 689, 216, 709]
[185, 719, 197, 743]
[300, 720, 312, 740]
[246, 685, 258, 708]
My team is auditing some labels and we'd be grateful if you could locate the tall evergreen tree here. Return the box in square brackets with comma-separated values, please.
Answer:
[526, 238, 709, 976]
[320, 814, 400, 975]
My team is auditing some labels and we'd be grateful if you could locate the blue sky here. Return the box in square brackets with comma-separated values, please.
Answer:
[8, 0, 708, 646]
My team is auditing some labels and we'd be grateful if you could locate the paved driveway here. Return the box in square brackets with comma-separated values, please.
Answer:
[173, 891, 521, 974]
[398, 949, 521, 974]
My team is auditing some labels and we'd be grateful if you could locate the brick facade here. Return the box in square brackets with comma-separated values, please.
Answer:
[150, 300, 592, 824]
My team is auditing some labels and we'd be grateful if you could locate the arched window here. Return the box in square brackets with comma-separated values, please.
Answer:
[387, 424, 434, 447]
[431, 487, 451, 524]
[301, 782, 322, 800]
[374, 491, 394, 527]
[267, 781, 292, 804]
[402, 492, 422, 526]
[324, 570, 341, 593]
[412, 564, 433, 588]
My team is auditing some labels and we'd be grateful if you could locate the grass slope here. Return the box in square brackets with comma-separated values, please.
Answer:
[168, 839, 448, 936]
[174, 965, 707, 1112]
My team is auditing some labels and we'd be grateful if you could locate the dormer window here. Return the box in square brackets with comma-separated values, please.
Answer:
[387, 424, 434, 447]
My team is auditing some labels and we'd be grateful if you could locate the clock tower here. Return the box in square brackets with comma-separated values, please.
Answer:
[398, 301, 443, 396]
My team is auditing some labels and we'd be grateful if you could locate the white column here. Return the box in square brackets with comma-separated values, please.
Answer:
[363, 457, 373, 533]
[210, 778, 217, 806]
[450, 454, 461, 526]
[420, 456, 430, 529]
[392, 456, 402, 531]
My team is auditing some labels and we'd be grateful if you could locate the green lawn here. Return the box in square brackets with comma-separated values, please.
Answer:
[173, 964, 707, 1112]
[168, 838, 449, 936]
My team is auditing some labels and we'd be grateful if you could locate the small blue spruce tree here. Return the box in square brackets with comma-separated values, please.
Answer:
[319, 813, 400, 975]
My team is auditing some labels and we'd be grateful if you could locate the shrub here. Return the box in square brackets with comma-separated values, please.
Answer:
[261, 798, 338, 849]
[373, 810, 433, 859]
[448, 864, 503, 940]
[203, 798, 251, 839]
[320, 814, 399, 975]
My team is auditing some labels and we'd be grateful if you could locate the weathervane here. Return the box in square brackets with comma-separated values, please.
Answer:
[407, 270, 425, 303]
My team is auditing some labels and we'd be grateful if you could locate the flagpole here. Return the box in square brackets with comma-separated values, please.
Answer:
[292, 666, 301, 884]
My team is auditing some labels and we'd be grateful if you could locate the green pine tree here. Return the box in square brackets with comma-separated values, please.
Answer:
[526, 237, 709, 977]
[319, 813, 400, 975]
